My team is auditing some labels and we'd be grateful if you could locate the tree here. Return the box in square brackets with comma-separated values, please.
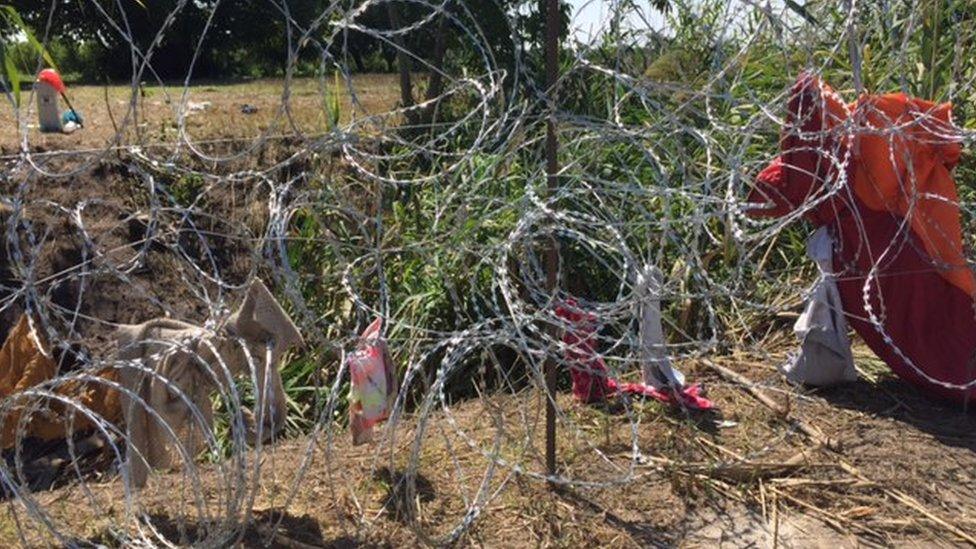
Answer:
[359, 0, 571, 122]
[8, 0, 331, 80]
[0, 4, 60, 106]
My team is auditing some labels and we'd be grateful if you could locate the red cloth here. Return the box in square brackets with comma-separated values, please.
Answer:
[748, 73, 976, 404]
[555, 299, 714, 410]
[37, 69, 65, 94]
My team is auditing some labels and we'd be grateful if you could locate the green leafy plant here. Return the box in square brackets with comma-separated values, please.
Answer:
[0, 4, 57, 106]
[169, 174, 205, 207]
[324, 70, 342, 129]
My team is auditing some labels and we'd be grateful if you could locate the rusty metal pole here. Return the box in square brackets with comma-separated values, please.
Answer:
[543, 0, 559, 481]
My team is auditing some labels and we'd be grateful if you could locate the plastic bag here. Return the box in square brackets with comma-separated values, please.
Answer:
[348, 318, 398, 445]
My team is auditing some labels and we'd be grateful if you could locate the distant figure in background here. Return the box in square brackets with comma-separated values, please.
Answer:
[35, 69, 63, 133]
[34, 69, 82, 134]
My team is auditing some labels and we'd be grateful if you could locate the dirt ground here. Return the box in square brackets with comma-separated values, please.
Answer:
[3, 210, 976, 546]
[5, 355, 976, 547]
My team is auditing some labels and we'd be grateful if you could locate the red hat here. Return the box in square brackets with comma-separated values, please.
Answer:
[37, 69, 65, 94]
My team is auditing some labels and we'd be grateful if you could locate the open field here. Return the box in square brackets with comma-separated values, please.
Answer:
[0, 74, 401, 154]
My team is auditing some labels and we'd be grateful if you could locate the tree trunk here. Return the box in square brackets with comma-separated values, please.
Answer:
[386, 2, 415, 115]
[420, 12, 449, 125]
[351, 49, 366, 73]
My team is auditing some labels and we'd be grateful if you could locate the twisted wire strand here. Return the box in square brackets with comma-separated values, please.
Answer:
[0, 0, 974, 546]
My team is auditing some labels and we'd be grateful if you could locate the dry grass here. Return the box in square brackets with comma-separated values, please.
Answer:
[0, 74, 401, 154]
[6, 350, 976, 547]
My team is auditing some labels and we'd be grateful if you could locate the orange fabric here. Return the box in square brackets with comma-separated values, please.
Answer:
[850, 93, 974, 296]
[0, 315, 122, 448]
[0, 315, 57, 447]
[27, 368, 123, 445]
[814, 77, 849, 128]
[773, 76, 974, 297]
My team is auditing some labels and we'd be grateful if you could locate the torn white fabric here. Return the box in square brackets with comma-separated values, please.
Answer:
[782, 226, 857, 386]
[639, 265, 685, 389]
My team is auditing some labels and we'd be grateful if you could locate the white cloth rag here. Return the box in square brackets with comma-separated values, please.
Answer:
[639, 265, 685, 389]
[781, 226, 858, 386]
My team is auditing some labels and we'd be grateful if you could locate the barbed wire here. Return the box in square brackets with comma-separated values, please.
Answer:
[1, 0, 975, 546]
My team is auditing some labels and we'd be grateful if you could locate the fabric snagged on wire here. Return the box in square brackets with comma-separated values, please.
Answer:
[555, 299, 714, 410]
[0, 314, 122, 449]
[781, 227, 858, 386]
[114, 278, 303, 487]
[639, 266, 686, 389]
[747, 73, 976, 404]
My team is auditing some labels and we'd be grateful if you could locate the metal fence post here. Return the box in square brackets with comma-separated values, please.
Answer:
[544, 0, 559, 483]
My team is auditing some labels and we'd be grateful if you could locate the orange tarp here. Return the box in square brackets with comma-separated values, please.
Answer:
[777, 76, 974, 297]
[0, 315, 122, 448]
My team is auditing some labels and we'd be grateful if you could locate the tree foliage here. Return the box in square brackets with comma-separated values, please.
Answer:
[4, 0, 573, 82]
[8, 0, 331, 79]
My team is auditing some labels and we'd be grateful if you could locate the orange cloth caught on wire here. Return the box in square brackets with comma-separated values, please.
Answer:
[756, 75, 974, 296]
[851, 92, 973, 297]
[748, 73, 976, 404]
[0, 315, 122, 448]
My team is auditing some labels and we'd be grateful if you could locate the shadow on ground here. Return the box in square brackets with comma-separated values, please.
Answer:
[75, 508, 364, 548]
[555, 487, 673, 548]
[812, 376, 976, 452]
[373, 466, 436, 523]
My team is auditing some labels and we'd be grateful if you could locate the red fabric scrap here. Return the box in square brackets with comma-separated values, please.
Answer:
[747, 73, 976, 405]
[555, 299, 714, 411]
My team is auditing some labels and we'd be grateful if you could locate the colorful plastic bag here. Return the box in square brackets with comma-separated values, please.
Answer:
[348, 318, 398, 445]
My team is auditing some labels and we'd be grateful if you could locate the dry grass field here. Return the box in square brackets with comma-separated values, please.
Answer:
[0, 74, 400, 154]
